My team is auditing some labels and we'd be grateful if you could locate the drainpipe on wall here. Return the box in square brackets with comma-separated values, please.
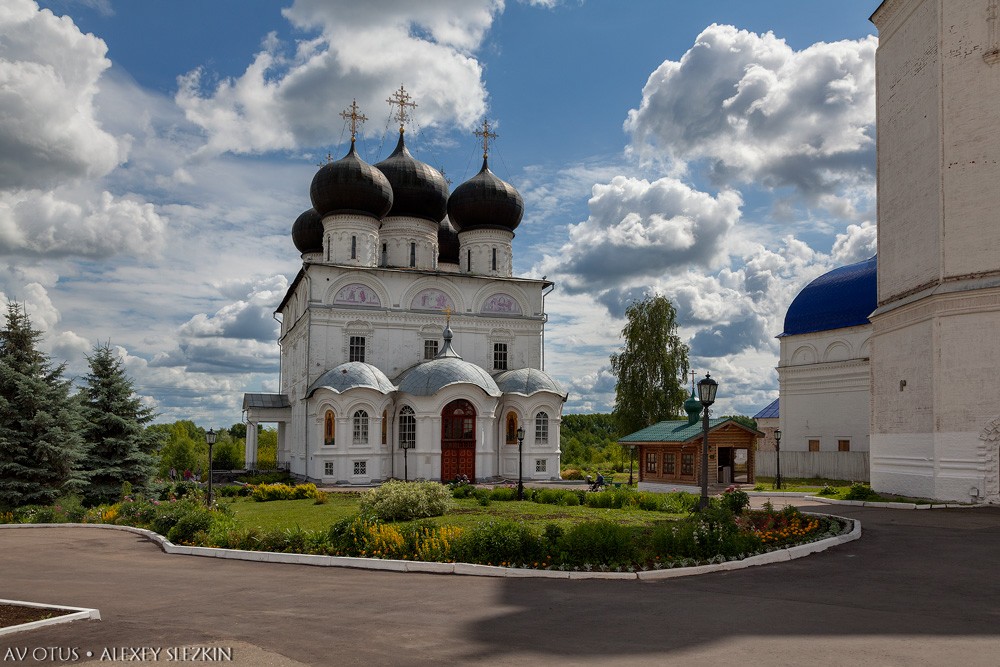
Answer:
[541, 283, 555, 371]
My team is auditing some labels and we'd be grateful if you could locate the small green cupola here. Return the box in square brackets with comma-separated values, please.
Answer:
[684, 390, 703, 426]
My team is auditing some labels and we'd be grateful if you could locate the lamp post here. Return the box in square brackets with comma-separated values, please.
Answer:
[516, 426, 525, 501]
[697, 373, 719, 510]
[205, 428, 217, 508]
[774, 428, 782, 490]
[401, 440, 412, 482]
[628, 445, 636, 486]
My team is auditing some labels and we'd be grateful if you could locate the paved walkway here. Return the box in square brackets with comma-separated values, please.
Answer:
[2, 498, 1000, 666]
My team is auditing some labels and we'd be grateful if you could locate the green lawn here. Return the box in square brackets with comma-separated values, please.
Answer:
[224, 494, 684, 533]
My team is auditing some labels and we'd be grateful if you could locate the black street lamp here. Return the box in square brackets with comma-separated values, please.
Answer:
[401, 439, 413, 482]
[628, 445, 636, 486]
[205, 428, 217, 508]
[774, 428, 783, 490]
[697, 373, 719, 510]
[516, 426, 526, 500]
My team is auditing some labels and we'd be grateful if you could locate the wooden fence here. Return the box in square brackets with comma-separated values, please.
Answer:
[755, 451, 869, 482]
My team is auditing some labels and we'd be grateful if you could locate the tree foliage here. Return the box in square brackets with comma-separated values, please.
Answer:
[78, 343, 159, 505]
[0, 304, 85, 510]
[609, 295, 690, 436]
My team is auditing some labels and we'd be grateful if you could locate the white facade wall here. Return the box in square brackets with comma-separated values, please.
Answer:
[777, 324, 871, 454]
[870, 0, 1000, 503]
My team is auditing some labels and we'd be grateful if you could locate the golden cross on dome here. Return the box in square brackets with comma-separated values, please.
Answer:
[339, 99, 367, 144]
[387, 84, 418, 134]
[442, 306, 452, 326]
[474, 119, 498, 159]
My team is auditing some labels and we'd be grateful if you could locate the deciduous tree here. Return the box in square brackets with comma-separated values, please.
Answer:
[609, 295, 690, 436]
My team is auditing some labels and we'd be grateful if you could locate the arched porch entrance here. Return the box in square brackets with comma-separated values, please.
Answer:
[441, 399, 476, 482]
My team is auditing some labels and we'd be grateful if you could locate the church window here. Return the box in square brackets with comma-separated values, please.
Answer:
[353, 410, 369, 444]
[399, 406, 416, 449]
[409, 242, 416, 268]
[535, 459, 547, 473]
[664, 452, 676, 475]
[353, 460, 367, 476]
[351, 235, 357, 260]
[424, 340, 438, 359]
[646, 452, 658, 474]
[467, 249, 471, 272]
[324, 461, 334, 476]
[381, 410, 388, 445]
[491, 247, 497, 271]
[838, 439, 851, 452]
[324, 410, 335, 446]
[381, 243, 387, 267]
[505, 412, 518, 444]
[349, 336, 366, 363]
[681, 452, 694, 476]
[535, 411, 549, 444]
[808, 439, 820, 452]
[493, 343, 508, 371]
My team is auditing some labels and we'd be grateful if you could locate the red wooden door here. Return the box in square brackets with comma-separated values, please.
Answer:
[441, 399, 476, 482]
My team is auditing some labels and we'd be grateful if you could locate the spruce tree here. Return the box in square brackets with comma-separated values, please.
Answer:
[0, 303, 85, 510]
[79, 343, 158, 505]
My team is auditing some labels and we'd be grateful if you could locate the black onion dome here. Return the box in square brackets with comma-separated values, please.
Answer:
[375, 134, 449, 222]
[438, 217, 460, 264]
[309, 143, 393, 219]
[447, 157, 524, 233]
[291, 208, 323, 254]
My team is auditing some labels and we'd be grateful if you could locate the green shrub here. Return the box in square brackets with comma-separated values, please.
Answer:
[721, 487, 750, 515]
[358, 481, 452, 522]
[845, 482, 878, 501]
[558, 521, 638, 566]
[818, 484, 838, 496]
[652, 507, 762, 561]
[488, 486, 517, 502]
[250, 482, 321, 502]
[534, 488, 581, 506]
[451, 483, 476, 499]
[166, 507, 214, 544]
[216, 484, 252, 498]
[560, 468, 585, 480]
[237, 471, 292, 485]
[452, 520, 543, 566]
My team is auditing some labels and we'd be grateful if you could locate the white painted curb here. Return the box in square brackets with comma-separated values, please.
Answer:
[0, 514, 860, 581]
[804, 496, 975, 509]
[0, 598, 100, 637]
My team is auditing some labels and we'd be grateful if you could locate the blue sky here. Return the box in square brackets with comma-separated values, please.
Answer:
[3, 0, 881, 428]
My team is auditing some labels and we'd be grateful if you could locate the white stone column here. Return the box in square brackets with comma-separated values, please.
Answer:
[245, 423, 258, 470]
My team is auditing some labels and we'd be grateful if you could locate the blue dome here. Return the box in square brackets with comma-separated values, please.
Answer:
[781, 256, 877, 337]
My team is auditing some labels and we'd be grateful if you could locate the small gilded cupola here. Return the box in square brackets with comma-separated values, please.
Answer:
[447, 119, 522, 277]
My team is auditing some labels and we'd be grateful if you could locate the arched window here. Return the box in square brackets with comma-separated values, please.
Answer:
[381, 410, 388, 445]
[505, 412, 518, 444]
[324, 410, 335, 446]
[353, 410, 369, 444]
[399, 406, 416, 449]
[535, 411, 549, 444]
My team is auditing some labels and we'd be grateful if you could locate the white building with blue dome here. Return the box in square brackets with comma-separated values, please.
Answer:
[774, 256, 876, 480]
[242, 99, 566, 484]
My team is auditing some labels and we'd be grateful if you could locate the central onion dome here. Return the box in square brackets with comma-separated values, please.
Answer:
[309, 143, 393, 219]
[291, 208, 323, 254]
[437, 217, 460, 264]
[781, 255, 877, 337]
[447, 157, 524, 233]
[375, 133, 449, 222]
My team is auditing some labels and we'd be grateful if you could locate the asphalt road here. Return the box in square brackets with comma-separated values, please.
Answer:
[2, 499, 999, 666]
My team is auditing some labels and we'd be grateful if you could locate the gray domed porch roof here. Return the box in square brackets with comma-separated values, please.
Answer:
[307, 362, 396, 397]
[494, 368, 567, 398]
[396, 357, 502, 397]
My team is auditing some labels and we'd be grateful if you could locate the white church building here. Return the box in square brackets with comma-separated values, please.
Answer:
[770, 0, 1000, 503]
[242, 97, 566, 485]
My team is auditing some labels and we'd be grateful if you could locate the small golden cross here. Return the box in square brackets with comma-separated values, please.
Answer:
[339, 99, 368, 144]
[387, 84, 418, 134]
[443, 306, 452, 326]
[474, 119, 498, 159]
